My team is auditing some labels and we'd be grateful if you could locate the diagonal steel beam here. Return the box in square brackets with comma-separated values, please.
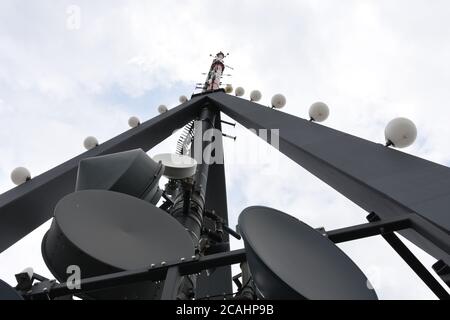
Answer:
[0, 96, 208, 253]
[367, 213, 450, 300]
[208, 92, 450, 261]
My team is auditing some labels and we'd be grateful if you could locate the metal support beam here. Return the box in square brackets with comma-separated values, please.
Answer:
[323, 213, 450, 299]
[0, 96, 208, 253]
[325, 215, 410, 243]
[433, 260, 450, 288]
[324, 214, 450, 254]
[161, 267, 182, 300]
[208, 91, 450, 263]
[367, 214, 450, 300]
[23, 249, 246, 299]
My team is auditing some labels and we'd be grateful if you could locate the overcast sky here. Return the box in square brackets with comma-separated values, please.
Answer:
[1, 0, 450, 299]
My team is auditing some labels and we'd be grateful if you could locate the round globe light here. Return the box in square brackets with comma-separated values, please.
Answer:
[158, 105, 168, 114]
[11, 167, 31, 186]
[250, 90, 262, 102]
[225, 84, 233, 94]
[309, 102, 330, 122]
[128, 116, 140, 128]
[384, 117, 417, 148]
[84, 136, 99, 150]
[271, 94, 286, 109]
[179, 95, 188, 104]
[235, 87, 245, 97]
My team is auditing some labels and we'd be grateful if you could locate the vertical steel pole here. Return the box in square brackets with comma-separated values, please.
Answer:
[196, 112, 233, 297]
[168, 104, 218, 299]
[161, 267, 182, 300]
[171, 106, 217, 246]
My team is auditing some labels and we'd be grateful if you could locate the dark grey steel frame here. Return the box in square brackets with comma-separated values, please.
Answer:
[21, 215, 449, 299]
[1, 89, 449, 299]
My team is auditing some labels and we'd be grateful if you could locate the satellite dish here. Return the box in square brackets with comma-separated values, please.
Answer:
[0, 279, 23, 300]
[42, 190, 195, 300]
[152, 153, 197, 179]
[238, 206, 378, 300]
[76, 149, 164, 205]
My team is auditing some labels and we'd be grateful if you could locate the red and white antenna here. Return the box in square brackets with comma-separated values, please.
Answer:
[202, 51, 228, 92]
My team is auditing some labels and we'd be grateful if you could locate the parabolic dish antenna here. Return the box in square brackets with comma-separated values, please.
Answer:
[42, 190, 195, 299]
[76, 149, 164, 205]
[152, 153, 197, 179]
[238, 206, 378, 300]
[0, 279, 23, 300]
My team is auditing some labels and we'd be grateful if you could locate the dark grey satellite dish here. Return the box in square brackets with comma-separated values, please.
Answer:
[0, 279, 23, 300]
[76, 149, 164, 205]
[42, 190, 195, 300]
[238, 206, 378, 300]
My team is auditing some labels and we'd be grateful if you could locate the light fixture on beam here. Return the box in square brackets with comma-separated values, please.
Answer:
[158, 105, 168, 114]
[235, 87, 245, 97]
[250, 90, 262, 102]
[128, 116, 140, 128]
[271, 94, 286, 109]
[309, 102, 330, 122]
[385, 117, 417, 148]
[11, 167, 31, 186]
[225, 84, 233, 94]
[179, 95, 188, 104]
[83, 136, 99, 150]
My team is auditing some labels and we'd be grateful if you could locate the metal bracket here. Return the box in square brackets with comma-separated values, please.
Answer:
[433, 260, 450, 288]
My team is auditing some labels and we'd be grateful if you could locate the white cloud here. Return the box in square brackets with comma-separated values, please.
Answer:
[1, 0, 449, 299]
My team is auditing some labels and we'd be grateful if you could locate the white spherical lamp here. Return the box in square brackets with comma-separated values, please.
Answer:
[84, 136, 99, 150]
[225, 84, 233, 94]
[235, 87, 245, 97]
[179, 95, 188, 104]
[384, 117, 417, 148]
[309, 102, 330, 122]
[250, 90, 262, 102]
[11, 167, 31, 186]
[128, 116, 140, 128]
[158, 105, 168, 114]
[271, 94, 286, 109]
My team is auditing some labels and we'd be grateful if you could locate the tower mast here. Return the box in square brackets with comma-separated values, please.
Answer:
[203, 52, 226, 92]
